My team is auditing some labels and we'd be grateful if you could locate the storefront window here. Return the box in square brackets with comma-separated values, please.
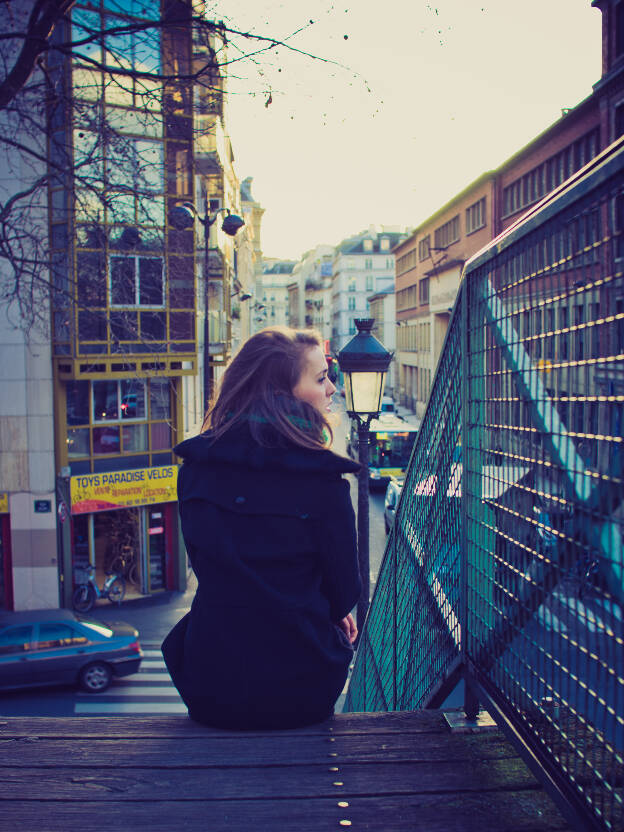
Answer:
[93, 378, 146, 421]
[93, 425, 120, 454]
[150, 378, 171, 418]
[67, 428, 90, 458]
[93, 380, 120, 421]
[122, 423, 148, 452]
[150, 422, 170, 450]
[120, 379, 146, 419]
[67, 381, 90, 425]
[66, 377, 173, 468]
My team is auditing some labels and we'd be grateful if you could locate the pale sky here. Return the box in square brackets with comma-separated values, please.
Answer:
[208, 0, 602, 260]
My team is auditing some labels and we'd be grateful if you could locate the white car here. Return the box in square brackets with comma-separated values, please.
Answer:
[384, 476, 404, 533]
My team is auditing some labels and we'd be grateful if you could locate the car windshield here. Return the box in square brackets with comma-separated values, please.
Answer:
[76, 618, 114, 638]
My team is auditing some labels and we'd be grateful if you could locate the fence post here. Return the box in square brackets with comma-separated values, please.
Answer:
[460, 278, 472, 717]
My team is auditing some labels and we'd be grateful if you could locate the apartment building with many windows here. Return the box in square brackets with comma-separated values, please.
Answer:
[395, 174, 494, 416]
[395, 0, 624, 419]
[0, 1, 252, 610]
[330, 227, 408, 355]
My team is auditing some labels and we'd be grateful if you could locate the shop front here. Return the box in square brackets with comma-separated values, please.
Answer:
[69, 465, 178, 600]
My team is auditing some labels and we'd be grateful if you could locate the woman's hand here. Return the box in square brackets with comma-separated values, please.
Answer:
[338, 613, 358, 644]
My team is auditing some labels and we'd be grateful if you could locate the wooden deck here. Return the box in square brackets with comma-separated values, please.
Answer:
[0, 710, 573, 831]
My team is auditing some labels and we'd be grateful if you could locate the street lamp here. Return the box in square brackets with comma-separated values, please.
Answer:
[169, 198, 245, 408]
[338, 318, 393, 634]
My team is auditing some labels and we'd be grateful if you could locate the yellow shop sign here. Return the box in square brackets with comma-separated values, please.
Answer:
[0, 492, 8, 513]
[70, 465, 178, 515]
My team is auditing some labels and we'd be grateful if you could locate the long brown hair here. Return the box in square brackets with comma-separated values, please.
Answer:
[202, 326, 333, 450]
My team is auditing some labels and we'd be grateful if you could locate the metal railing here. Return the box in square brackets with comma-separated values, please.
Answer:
[344, 138, 624, 832]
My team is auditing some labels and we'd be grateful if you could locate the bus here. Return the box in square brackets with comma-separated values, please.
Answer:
[347, 414, 419, 489]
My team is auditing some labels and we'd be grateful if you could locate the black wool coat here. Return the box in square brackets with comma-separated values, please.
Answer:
[162, 423, 361, 729]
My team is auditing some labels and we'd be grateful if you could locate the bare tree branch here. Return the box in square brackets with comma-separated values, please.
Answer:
[0, 0, 75, 110]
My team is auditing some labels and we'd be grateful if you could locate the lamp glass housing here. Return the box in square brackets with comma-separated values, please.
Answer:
[344, 370, 386, 417]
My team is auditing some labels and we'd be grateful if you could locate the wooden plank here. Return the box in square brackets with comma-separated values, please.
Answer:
[0, 758, 541, 800]
[0, 709, 447, 738]
[0, 791, 573, 831]
[0, 732, 520, 768]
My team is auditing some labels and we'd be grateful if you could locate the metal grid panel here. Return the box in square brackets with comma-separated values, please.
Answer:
[345, 306, 463, 713]
[464, 153, 624, 830]
[345, 145, 624, 829]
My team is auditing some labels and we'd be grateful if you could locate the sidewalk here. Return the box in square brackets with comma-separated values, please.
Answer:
[87, 570, 197, 644]
[394, 403, 421, 429]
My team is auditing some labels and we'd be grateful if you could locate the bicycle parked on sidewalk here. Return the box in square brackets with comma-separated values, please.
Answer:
[72, 565, 126, 613]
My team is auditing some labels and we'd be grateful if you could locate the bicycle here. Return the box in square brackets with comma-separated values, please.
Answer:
[72, 565, 126, 613]
[108, 545, 140, 586]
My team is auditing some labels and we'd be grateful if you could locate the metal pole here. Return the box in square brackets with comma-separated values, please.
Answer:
[202, 194, 214, 411]
[357, 418, 370, 634]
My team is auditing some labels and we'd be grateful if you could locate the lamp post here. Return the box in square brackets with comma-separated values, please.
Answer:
[337, 318, 393, 634]
[169, 198, 245, 409]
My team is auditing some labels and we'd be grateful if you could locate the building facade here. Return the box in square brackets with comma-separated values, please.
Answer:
[0, 1, 248, 610]
[396, 0, 624, 419]
[289, 245, 334, 339]
[368, 289, 397, 398]
[257, 259, 297, 330]
[395, 174, 495, 416]
[330, 227, 408, 355]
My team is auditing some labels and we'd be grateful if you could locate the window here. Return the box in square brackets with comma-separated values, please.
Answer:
[503, 128, 599, 217]
[617, 1, 624, 57]
[36, 622, 86, 650]
[150, 378, 171, 418]
[366, 275, 374, 291]
[397, 250, 417, 274]
[93, 379, 146, 422]
[66, 377, 173, 463]
[348, 297, 356, 310]
[67, 381, 90, 425]
[615, 194, 624, 259]
[110, 255, 163, 306]
[616, 104, 624, 140]
[419, 277, 429, 305]
[365, 258, 373, 270]
[559, 306, 569, 361]
[0, 625, 33, 654]
[348, 278, 356, 292]
[380, 238, 390, 250]
[363, 239, 373, 251]
[72, 4, 162, 109]
[418, 235, 430, 262]
[466, 198, 486, 235]
[434, 216, 460, 250]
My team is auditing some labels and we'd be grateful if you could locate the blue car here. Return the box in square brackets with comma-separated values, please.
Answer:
[0, 608, 142, 693]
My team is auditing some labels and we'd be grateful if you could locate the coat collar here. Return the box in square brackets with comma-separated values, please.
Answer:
[174, 423, 360, 476]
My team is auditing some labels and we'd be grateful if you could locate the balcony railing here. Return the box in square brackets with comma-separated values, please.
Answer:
[345, 137, 624, 831]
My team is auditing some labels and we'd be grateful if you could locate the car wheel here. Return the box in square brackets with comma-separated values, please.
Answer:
[79, 661, 112, 693]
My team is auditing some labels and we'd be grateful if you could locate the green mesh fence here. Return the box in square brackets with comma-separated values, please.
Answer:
[344, 141, 624, 831]
[344, 301, 463, 712]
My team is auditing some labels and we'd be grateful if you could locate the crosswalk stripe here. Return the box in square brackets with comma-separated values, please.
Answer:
[129, 672, 172, 682]
[73, 644, 180, 715]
